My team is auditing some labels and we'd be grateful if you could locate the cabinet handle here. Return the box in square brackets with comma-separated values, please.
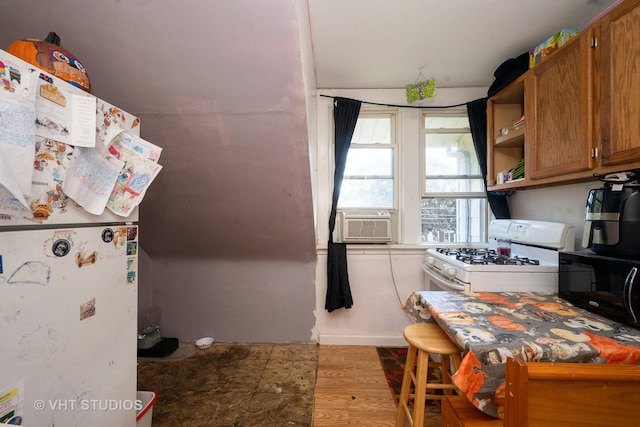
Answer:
[591, 36, 598, 49]
[624, 267, 638, 323]
[600, 138, 607, 161]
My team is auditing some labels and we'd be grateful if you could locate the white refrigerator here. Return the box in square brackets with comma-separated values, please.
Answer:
[0, 49, 144, 427]
[0, 224, 139, 426]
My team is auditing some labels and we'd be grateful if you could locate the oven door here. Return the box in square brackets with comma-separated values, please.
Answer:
[422, 264, 466, 291]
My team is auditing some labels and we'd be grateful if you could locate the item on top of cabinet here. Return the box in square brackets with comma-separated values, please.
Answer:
[487, 52, 529, 97]
[7, 31, 91, 92]
[529, 29, 580, 68]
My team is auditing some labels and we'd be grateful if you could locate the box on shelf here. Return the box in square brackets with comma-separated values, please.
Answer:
[529, 29, 579, 68]
[497, 158, 525, 184]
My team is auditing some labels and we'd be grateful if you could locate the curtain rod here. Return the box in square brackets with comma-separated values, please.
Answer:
[319, 94, 473, 109]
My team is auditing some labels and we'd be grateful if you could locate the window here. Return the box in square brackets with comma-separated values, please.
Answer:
[337, 112, 396, 209]
[421, 111, 487, 243]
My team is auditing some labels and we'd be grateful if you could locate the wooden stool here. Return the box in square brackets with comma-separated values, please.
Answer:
[395, 323, 462, 427]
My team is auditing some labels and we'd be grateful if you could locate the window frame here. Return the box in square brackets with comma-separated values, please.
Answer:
[337, 109, 399, 212]
[420, 109, 489, 243]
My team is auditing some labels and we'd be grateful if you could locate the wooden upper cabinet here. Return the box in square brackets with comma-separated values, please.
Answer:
[486, 0, 640, 191]
[599, 0, 640, 166]
[528, 29, 594, 180]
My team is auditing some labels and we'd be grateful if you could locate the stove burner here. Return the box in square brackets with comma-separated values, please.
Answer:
[490, 255, 540, 266]
[437, 247, 540, 266]
[437, 247, 493, 257]
[455, 253, 491, 264]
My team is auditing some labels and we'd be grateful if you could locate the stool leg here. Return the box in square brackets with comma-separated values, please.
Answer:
[441, 354, 453, 396]
[451, 352, 462, 372]
[412, 349, 429, 427]
[450, 352, 462, 391]
[395, 344, 416, 427]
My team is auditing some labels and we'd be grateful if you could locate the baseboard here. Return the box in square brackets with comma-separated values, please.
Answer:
[318, 333, 406, 347]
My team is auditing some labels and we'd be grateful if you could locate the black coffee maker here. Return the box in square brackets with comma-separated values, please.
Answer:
[582, 170, 640, 258]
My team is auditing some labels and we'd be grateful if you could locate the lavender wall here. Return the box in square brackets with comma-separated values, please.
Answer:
[150, 258, 316, 342]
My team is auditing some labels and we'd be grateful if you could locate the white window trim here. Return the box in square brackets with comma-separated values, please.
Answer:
[420, 109, 485, 197]
[337, 108, 400, 212]
[420, 108, 489, 242]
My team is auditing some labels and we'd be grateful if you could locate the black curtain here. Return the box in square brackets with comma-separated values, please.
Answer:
[326, 97, 361, 312]
[466, 98, 511, 219]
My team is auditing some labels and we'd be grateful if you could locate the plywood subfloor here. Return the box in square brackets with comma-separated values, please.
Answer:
[138, 343, 317, 426]
[138, 344, 442, 426]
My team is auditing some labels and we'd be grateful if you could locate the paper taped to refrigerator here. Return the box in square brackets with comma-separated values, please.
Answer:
[0, 51, 38, 207]
[62, 145, 125, 215]
[35, 73, 96, 148]
[0, 48, 162, 225]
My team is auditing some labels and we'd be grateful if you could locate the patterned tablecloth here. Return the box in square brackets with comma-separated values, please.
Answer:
[402, 291, 640, 419]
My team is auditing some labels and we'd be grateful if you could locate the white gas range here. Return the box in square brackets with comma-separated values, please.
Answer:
[422, 219, 575, 292]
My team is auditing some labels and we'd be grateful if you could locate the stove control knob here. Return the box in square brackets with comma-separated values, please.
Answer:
[425, 256, 435, 266]
[443, 264, 457, 278]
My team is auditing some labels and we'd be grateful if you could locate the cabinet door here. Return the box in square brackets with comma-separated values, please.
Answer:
[600, 0, 640, 166]
[529, 31, 593, 179]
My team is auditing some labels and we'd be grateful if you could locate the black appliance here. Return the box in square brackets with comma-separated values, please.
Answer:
[582, 170, 640, 258]
[559, 251, 640, 329]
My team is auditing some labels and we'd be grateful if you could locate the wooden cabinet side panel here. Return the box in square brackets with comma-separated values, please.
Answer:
[487, 76, 528, 189]
[487, 98, 525, 187]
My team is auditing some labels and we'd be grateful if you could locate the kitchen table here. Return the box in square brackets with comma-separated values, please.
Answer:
[402, 291, 640, 419]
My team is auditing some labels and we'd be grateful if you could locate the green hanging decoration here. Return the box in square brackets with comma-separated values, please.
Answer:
[406, 68, 436, 103]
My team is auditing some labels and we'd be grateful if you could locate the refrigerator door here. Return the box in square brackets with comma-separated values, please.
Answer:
[0, 225, 138, 426]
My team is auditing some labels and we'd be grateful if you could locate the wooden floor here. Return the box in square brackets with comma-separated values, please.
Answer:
[312, 345, 443, 426]
[313, 345, 398, 426]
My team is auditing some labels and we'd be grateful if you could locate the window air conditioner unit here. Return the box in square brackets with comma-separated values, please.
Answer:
[337, 212, 393, 243]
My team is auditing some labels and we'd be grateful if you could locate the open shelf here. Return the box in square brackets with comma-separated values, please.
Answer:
[495, 126, 525, 146]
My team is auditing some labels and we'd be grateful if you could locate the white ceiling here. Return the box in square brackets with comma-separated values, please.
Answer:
[309, 0, 619, 89]
[0, 0, 620, 261]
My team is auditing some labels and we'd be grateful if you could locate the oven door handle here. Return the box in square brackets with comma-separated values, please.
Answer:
[624, 267, 638, 323]
[422, 264, 465, 291]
